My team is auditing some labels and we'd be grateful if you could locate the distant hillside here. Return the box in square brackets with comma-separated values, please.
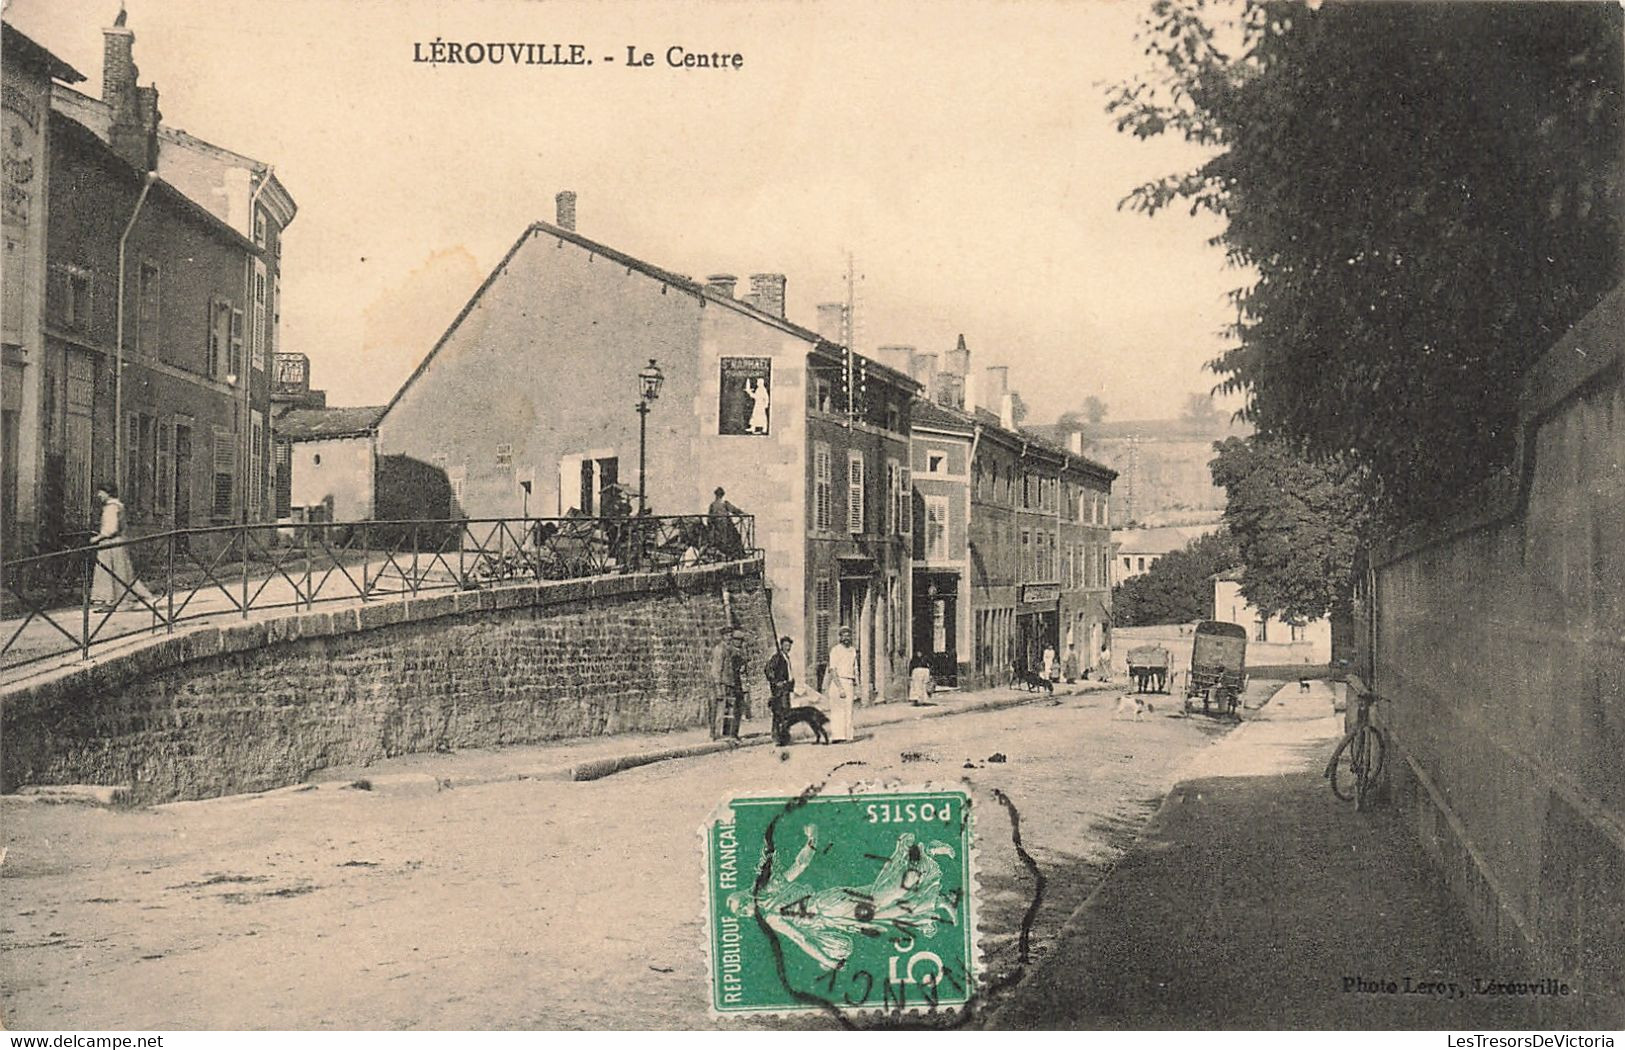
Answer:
[1027, 416, 1252, 527]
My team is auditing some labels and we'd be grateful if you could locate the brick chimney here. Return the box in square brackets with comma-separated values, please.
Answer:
[555, 190, 577, 231]
[981, 365, 1009, 413]
[945, 333, 970, 378]
[704, 274, 737, 298]
[875, 345, 914, 376]
[749, 273, 786, 319]
[104, 18, 159, 171]
[910, 352, 939, 391]
[815, 303, 847, 344]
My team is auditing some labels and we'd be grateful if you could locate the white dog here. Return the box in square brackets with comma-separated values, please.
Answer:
[1113, 694, 1154, 722]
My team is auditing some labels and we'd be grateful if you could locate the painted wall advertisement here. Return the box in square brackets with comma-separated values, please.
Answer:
[718, 356, 770, 435]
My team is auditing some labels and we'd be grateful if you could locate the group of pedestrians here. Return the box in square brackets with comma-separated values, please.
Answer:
[707, 625, 859, 746]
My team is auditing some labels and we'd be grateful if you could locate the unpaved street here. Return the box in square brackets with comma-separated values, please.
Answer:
[2, 691, 1236, 1029]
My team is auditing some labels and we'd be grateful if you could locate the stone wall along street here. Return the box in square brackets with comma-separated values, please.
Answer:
[1369, 285, 1624, 1022]
[1, 560, 774, 804]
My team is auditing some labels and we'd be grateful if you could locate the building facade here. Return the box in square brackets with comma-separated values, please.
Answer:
[1, 14, 294, 557]
[1, 23, 82, 556]
[902, 340, 1117, 689]
[373, 200, 918, 700]
[908, 399, 974, 685]
[274, 406, 382, 523]
[1213, 570, 1332, 665]
[1110, 522, 1221, 587]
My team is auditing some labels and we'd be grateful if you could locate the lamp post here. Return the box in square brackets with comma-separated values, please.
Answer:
[635, 359, 664, 515]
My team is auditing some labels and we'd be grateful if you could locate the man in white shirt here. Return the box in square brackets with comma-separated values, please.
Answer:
[826, 626, 859, 743]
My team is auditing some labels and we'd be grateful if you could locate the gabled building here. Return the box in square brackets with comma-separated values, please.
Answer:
[2, 12, 295, 556]
[374, 195, 919, 699]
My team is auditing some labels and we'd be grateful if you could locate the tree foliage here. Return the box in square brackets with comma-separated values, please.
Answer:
[1112, 529, 1239, 627]
[1056, 396, 1108, 445]
[1209, 436, 1367, 623]
[1109, 0, 1621, 524]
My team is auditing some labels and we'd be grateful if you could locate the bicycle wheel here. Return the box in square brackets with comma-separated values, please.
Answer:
[1329, 732, 1361, 801]
[1355, 725, 1387, 809]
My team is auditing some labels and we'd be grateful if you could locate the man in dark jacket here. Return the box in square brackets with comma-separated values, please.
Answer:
[709, 629, 747, 739]
[764, 636, 795, 745]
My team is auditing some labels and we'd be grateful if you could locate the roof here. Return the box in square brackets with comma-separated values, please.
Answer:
[50, 115, 263, 257]
[2, 22, 86, 83]
[908, 397, 1117, 481]
[1112, 523, 1221, 555]
[910, 398, 976, 435]
[380, 220, 920, 422]
[273, 406, 384, 441]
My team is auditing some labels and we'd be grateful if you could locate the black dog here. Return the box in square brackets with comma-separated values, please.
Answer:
[1298, 679, 1312, 693]
[781, 705, 831, 744]
[1017, 670, 1054, 694]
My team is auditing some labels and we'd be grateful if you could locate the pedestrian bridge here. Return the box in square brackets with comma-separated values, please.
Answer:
[0, 516, 772, 804]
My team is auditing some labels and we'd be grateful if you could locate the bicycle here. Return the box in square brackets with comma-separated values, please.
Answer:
[1325, 689, 1386, 809]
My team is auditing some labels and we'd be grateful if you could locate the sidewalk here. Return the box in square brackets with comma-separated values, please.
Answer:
[215, 677, 1117, 802]
[991, 681, 1614, 1030]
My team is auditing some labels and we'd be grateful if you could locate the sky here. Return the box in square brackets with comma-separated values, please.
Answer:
[7, 0, 1243, 423]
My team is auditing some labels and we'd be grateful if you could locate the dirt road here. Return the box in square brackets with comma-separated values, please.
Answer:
[2, 690, 1234, 1029]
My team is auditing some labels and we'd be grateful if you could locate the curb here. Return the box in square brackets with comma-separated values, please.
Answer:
[138, 683, 1118, 808]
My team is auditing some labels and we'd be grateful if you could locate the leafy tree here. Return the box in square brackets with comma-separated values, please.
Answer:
[1179, 392, 1222, 428]
[1112, 529, 1239, 627]
[1208, 436, 1368, 624]
[1056, 396, 1108, 445]
[1109, 0, 1621, 525]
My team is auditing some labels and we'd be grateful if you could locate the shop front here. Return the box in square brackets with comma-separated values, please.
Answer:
[1015, 582, 1060, 676]
[911, 569, 961, 686]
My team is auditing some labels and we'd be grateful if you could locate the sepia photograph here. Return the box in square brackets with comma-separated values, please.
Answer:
[0, 0, 1620, 1037]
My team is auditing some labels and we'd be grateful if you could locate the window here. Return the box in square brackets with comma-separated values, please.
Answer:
[1100, 494, 1109, 525]
[813, 442, 832, 531]
[885, 459, 901, 535]
[248, 410, 264, 519]
[1020, 530, 1030, 582]
[254, 209, 267, 248]
[1254, 616, 1269, 643]
[1137, 557, 1145, 571]
[48, 263, 94, 329]
[251, 263, 268, 371]
[207, 299, 231, 378]
[496, 443, 514, 467]
[885, 401, 900, 434]
[230, 308, 245, 378]
[448, 465, 467, 516]
[1290, 622, 1306, 643]
[847, 451, 865, 534]
[136, 260, 160, 353]
[811, 376, 833, 414]
[211, 427, 236, 521]
[1123, 557, 1131, 571]
[926, 450, 947, 474]
[925, 496, 949, 561]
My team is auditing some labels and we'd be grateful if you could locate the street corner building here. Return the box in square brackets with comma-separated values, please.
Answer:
[1, 11, 296, 558]
[370, 194, 921, 701]
[903, 343, 1116, 689]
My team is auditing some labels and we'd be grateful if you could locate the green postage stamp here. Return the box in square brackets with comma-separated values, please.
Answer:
[704, 788, 977, 1016]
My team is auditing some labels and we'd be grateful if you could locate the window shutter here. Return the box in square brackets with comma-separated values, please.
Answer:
[212, 427, 236, 521]
[229, 308, 244, 377]
[847, 452, 864, 534]
[156, 422, 174, 517]
[814, 445, 832, 531]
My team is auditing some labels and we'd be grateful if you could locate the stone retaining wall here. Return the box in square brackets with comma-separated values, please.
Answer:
[0, 560, 773, 804]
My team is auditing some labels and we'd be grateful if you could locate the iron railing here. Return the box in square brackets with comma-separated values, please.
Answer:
[1, 513, 756, 679]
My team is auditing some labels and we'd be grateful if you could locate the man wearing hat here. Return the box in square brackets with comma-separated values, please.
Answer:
[709, 627, 748, 739]
[708, 486, 745, 558]
[825, 626, 859, 742]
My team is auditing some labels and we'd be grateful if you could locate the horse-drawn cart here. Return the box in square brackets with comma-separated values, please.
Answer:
[1184, 620, 1247, 718]
[1126, 644, 1172, 693]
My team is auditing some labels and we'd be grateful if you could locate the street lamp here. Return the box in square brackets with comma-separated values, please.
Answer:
[635, 358, 664, 515]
